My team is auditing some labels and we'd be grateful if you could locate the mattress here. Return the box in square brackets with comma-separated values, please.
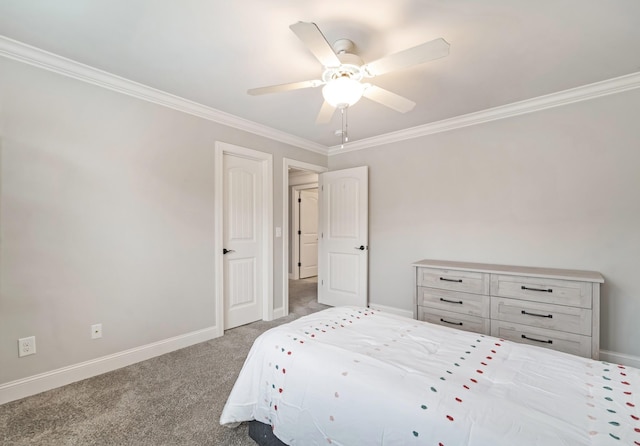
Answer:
[220, 306, 639, 445]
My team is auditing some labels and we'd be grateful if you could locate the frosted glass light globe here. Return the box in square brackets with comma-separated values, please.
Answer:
[322, 77, 365, 108]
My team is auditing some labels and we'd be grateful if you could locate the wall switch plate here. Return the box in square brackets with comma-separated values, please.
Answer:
[275, 227, 282, 237]
[18, 336, 36, 357]
[91, 323, 102, 339]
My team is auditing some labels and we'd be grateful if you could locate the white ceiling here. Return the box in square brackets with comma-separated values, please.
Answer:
[1, 1, 639, 148]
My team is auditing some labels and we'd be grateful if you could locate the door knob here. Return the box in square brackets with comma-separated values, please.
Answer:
[223, 248, 235, 255]
[354, 245, 366, 251]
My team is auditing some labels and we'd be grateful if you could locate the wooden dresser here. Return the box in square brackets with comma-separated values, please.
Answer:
[413, 259, 604, 359]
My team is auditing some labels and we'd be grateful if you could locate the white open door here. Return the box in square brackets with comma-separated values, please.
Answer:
[318, 166, 368, 307]
[299, 188, 318, 278]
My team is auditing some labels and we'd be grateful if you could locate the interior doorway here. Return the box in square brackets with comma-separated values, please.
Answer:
[297, 187, 318, 278]
[291, 184, 318, 280]
[281, 159, 327, 318]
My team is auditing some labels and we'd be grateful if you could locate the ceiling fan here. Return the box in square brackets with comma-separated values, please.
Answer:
[248, 22, 450, 125]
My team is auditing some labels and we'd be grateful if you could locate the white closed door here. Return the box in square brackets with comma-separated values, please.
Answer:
[223, 153, 263, 329]
[299, 188, 318, 278]
[318, 166, 368, 307]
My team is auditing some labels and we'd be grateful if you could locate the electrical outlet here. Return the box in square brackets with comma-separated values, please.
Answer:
[18, 336, 36, 357]
[91, 323, 102, 339]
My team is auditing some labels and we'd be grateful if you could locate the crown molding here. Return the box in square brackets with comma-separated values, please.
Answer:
[0, 35, 328, 155]
[2, 35, 638, 158]
[329, 71, 640, 155]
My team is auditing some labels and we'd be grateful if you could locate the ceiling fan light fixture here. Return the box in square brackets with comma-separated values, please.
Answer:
[322, 77, 365, 108]
[249, 22, 450, 142]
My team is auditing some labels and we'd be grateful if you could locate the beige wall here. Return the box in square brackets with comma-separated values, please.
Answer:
[329, 89, 640, 358]
[0, 57, 326, 384]
[2, 48, 638, 389]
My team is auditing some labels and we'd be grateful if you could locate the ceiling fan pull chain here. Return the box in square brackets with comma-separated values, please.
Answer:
[345, 107, 349, 143]
[340, 107, 345, 148]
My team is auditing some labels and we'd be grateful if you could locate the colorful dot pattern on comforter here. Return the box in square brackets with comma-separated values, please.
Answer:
[220, 306, 639, 445]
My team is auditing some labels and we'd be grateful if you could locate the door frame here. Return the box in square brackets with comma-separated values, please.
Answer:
[280, 158, 327, 318]
[215, 141, 273, 333]
[291, 183, 318, 280]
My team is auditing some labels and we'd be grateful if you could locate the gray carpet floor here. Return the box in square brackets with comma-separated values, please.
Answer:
[0, 278, 327, 446]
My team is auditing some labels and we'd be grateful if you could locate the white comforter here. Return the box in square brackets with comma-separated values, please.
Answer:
[220, 307, 640, 445]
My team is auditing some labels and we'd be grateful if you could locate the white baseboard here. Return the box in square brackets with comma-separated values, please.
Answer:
[599, 350, 640, 368]
[272, 306, 286, 320]
[368, 303, 414, 319]
[0, 325, 222, 405]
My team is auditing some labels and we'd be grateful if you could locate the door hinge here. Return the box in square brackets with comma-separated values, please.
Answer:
[298, 197, 301, 203]
[297, 230, 301, 235]
[298, 262, 301, 267]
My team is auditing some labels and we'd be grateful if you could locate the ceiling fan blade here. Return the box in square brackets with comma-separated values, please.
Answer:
[362, 38, 450, 77]
[316, 101, 336, 124]
[247, 79, 322, 96]
[363, 85, 416, 113]
[290, 21, 341, 68]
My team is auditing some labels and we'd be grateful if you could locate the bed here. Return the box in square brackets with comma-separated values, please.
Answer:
[220, 306, 640, 445]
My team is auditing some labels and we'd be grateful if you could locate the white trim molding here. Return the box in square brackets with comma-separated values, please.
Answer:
[329, 71, 640, 154]
[0, 326, 221, 405]
[0, 35, 327, 155]
[272, 307, 286, 320]
[2, 35, 639, 157]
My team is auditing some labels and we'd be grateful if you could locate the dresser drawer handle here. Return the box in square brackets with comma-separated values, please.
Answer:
[440, 277, 463, 283]
[521, 310, 553, 318]
[440, 298, 463, 304]
[440, 318, 463, 326]
[521, 334, 553, 344]
[521, 285, 552, 293]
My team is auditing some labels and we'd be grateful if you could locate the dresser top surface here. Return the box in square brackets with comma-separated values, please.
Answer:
[412, 259, 604, 283]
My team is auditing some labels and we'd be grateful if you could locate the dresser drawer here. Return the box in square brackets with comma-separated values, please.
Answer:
[418, 307, 490, 335]
[417, 267, 489, 295]
[490, 274, 592, 308]
[491, 320, 592, 358]
[418, 287, 490, 318]
[491, 297, 592, 336]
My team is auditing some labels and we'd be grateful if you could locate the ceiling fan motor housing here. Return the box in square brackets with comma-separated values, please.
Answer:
[322, 55, 364, 82]
[333, 38, 355, 54]
[321, 40, 367, 108]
